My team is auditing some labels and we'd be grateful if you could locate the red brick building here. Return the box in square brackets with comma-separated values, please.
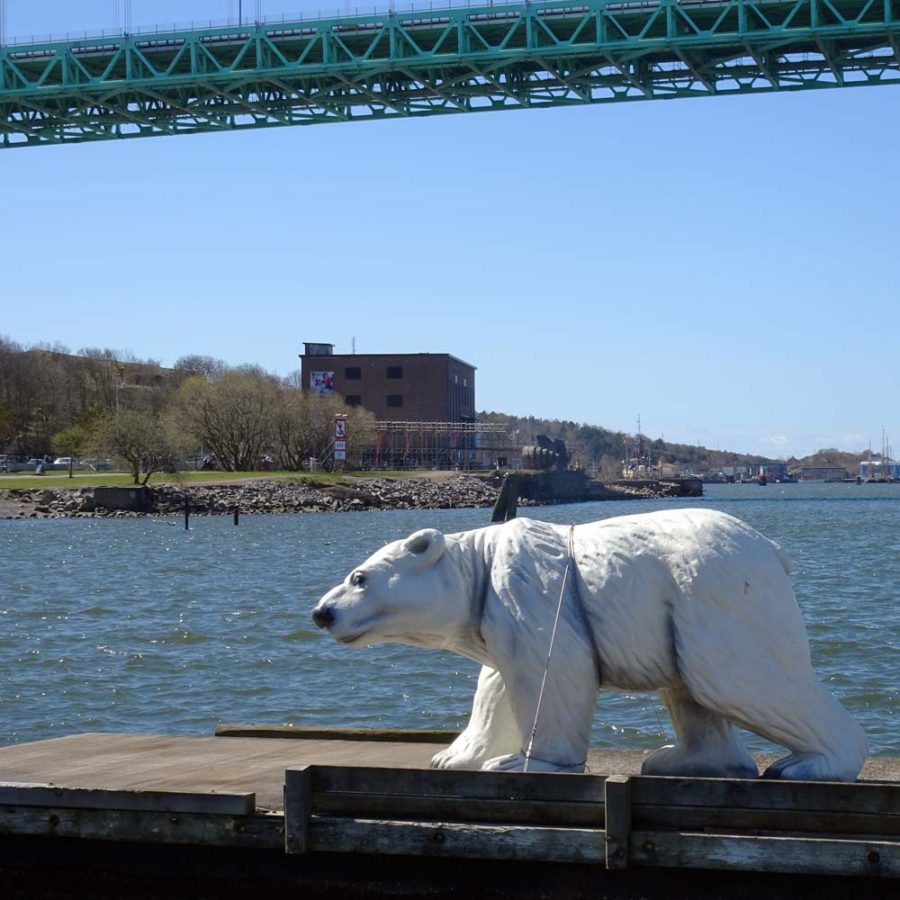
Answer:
[300, 343, 476, 423]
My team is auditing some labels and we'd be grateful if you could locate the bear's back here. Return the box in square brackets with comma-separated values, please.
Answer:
[570, 509, 805, 691]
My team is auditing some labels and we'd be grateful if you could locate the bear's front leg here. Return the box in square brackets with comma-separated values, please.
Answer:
[482, 624, 598, 773]
[431, 666, 519, 770]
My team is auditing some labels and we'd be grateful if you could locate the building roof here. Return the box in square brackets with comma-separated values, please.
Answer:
[302, 350, 476, 370]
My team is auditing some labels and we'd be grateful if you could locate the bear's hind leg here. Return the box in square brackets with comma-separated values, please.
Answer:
[683, 665, 868, 782]
[753, 679, 868, 782]
[642, 688, 758, 778]
[431, 666, 519, 770]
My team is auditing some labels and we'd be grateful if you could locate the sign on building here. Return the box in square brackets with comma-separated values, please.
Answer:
[310, 371, 335, 393]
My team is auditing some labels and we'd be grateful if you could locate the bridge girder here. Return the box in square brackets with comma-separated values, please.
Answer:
[1, 0, 899, 147]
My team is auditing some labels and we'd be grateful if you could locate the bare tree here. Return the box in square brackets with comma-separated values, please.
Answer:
[173, 354, 228, 382]
[273, 388, 376, 471]
[170, 371, 280, 471]
[93, 410, 186, 485]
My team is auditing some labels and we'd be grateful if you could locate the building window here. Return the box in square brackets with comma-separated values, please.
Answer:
[387, 365, 403, 379]
[386, 394, 403, 408]
[345, 395, 362, 407]
[345, 366, 361, 380]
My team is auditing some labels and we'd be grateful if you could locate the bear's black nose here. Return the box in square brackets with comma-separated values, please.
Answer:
[312, 606, 335, 629]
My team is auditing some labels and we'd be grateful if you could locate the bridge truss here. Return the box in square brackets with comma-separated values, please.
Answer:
[1, 0, 898, 148]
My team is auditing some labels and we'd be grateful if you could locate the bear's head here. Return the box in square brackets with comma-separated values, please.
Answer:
[312, 527, 471, 649]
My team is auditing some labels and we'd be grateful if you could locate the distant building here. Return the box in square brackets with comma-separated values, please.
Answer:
[299, 343, 513, 469]
[860, 459, 900, 480]
[300, 342, 475, 422]
[797, 466, 848, 482]
[759, 462, 789, 481]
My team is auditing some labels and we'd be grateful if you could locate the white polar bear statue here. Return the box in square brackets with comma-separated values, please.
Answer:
[312, 509, 868, 781]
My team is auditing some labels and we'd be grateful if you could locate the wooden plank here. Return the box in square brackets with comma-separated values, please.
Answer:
[629, 775, 900, 838]
[0, 783, 255, 816]
[284, 766, 311, 855]
[310, 765, 607, 804]
[0, 806, 283, 850]
[216, 724, 460, 743]
[309, 817, 605, 864]
[307, 766, 606, 827]
[312, 792, 602, 827]
[632, 775, 900, 818]
[632, 805, 900, 838]
[631, 830, 900, 878]
[604, 775, 631, 869]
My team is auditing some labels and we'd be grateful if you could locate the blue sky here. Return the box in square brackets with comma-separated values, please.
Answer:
[2, 1, 899, 458]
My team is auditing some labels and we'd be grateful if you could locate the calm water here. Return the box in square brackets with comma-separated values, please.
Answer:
[0, 482, 897, 757]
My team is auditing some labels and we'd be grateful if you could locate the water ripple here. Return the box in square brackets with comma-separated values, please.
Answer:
[0, 485, 897, 756]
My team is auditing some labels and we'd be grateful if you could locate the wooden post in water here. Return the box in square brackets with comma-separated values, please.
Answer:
[490, 475, 519, 523]
[233, 506, 240, 526]
[184, 501, 190, 530]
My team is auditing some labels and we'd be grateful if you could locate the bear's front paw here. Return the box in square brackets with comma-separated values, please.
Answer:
[431, 746, 480, 770]
[482, 753, 584, 773]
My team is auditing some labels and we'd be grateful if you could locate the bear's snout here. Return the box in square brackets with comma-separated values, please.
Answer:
[312, 605, 335, 629]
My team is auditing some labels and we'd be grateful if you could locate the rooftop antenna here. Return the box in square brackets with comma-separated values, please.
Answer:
[351, 336, 356, 354]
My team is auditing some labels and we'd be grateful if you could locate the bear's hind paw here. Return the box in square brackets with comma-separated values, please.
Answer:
[762, 752, 858, 782]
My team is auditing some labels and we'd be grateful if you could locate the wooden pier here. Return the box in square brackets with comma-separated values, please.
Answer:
[0, 727, 898, 899]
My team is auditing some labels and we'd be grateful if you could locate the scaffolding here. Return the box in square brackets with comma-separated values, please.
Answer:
[367, 421, 520, 471]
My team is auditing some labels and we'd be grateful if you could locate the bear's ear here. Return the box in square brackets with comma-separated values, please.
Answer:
[403, 528, 446, 567]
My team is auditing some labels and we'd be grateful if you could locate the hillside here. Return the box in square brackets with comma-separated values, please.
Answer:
[478, 412, 873, 478]
[477, 411, 773, 478]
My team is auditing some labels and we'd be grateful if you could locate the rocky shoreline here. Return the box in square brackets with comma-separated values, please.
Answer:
[0, 474, 689, 520]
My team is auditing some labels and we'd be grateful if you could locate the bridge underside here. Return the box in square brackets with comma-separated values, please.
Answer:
[2, 0, 899, 147]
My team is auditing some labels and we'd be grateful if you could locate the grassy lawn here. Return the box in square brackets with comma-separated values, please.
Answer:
[0, 469, 426, 491]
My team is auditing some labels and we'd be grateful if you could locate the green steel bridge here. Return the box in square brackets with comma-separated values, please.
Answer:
[1, 0, 898, 148]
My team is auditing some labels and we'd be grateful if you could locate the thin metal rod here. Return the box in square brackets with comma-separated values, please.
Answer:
[523, 527, 573, 773]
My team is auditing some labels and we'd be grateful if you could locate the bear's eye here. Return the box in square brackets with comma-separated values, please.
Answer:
[351, 571, 367, 588]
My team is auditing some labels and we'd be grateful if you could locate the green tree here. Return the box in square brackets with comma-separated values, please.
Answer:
[51, 425, 90, 478]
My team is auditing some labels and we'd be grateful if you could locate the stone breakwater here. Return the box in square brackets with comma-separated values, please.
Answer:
[0, 476, 504, 519]
[0, 474, 693, 520]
